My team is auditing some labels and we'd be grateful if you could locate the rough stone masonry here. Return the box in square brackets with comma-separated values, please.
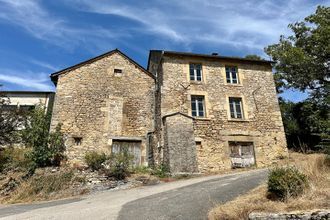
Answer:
[50, 49, 288, 173]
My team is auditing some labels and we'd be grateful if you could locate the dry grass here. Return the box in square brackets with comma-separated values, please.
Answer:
[208, 153, 330, 220]
[0, 169, 88, 204]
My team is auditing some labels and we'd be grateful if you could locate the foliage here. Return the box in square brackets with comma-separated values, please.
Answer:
[131, 165, 152, 174]
[22, 105, 65, 168]
[0, 148, 34, 173]
[105, 149, 134, 180]
[244, 54, 264, 60]
[151, 164, 170, 178]
[279, 98, 329, 151]
[84, 151, 108, 171]
[0, 87, 25, 145]
[265, 6, 330, 103]
[268, 166, 308, 201]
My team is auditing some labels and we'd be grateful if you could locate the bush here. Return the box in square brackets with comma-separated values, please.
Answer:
[131, 165, 152, 174]
[103, 149, 134, 180]
[84, 151, 107, 171]
[268, 166, 308, 201]
[22, 105, 65, 167]
[151, 164, 170, 178]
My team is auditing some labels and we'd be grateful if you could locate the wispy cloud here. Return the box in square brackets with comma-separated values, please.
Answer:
[68, 0, 329, 54]
[0, 69, 53, 91]
[29, 59, 59, 72]
[0, 0, 126, 50]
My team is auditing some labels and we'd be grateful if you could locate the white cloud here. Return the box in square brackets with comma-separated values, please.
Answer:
[0, 0, 125, 50]
[29, 59, 59, 72]
[68, 0, 329, 54]
[0, 69, 53, 91]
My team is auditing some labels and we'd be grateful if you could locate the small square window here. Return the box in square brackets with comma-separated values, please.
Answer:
[73, 137, 82, 146]
[114, 68, 122, 74]
[226, 66, 239, 84]
[190, 63, 202, 82]
[229, 97, 243, 119]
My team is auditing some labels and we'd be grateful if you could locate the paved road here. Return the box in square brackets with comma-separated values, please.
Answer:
[0, 169, 267, 220]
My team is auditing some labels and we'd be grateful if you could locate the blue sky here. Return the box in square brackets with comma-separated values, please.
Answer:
[0, 0, 328, 102]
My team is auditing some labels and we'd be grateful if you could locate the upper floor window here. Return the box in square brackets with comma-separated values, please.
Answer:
[190, 63, 202, 81]
[226, 66, 239, 84]
[229, 97, 243, 119]
[191, 95, 205, 117]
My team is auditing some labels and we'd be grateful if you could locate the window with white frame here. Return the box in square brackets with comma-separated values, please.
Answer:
[191, 95, 205, 117]
[229, 97, 244, 119]
[190, 63, 202, 81]
[226, 66, 239, 84]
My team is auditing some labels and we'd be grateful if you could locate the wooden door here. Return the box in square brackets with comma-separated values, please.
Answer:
[112, 140, 142, 166]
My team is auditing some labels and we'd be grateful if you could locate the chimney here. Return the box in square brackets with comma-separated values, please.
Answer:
[211, 52, 218, 56]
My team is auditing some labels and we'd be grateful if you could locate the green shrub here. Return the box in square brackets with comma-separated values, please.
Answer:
[151, 164, 170, 178]
[131, 165, 152, 174]
[84, 151, 107, 171]
[22, 105, 65, 168]
[107, 150, 134, 180]
[268, 166, 308, 201]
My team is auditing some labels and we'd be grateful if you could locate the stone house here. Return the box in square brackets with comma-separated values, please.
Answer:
[50, 49, 287, 172]
[148, 51, 288, 173]
[50, 49, 155, 165]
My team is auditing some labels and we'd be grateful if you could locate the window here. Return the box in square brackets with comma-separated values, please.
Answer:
[229, 97, 243, 119]
[73, 137, 82, 146]
[191, 95, 205, 117]
[226, 66, 239, 84]
[190, 63, 202, 81]
[114, 68, 122, 74]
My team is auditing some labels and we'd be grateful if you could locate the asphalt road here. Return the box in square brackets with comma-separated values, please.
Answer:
[0, 169, 267, 220]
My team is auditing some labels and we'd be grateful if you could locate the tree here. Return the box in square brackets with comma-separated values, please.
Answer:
[279, 98, 329, 151]
[245, 54, 264, 60]
[0, 86, 24, 145]
[265, 6, 330, 103]
[22, 105, 65, 167]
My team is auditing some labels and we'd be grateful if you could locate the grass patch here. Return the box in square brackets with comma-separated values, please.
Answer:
[1, 169, 87, 204]
[208, 153, 330, 220]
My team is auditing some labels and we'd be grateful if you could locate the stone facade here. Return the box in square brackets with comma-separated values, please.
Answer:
[148, 51, 288, 173]
[50, 50, 155, 165]
[163, 113, 198, 173]
[50, 49, 287, 173]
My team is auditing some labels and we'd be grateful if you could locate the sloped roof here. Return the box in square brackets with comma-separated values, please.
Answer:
[147, 50, 274, 70]
[50, 49, 155, 85]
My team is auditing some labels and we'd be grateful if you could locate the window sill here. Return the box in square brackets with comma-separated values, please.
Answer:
[190, 81, 204, 85]
[193, 117, 211, 121]
[227, 119, 250, 122]
[225, 83, 243, 87]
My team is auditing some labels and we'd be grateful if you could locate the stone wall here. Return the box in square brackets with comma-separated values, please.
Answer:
[249, 210, 330, 220]
[163, 113, 198, 173]
[151, 53, 288, 172]
[51, 52, 155, 165]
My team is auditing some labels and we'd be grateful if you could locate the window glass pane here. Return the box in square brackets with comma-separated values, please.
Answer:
[191, 99, 196, 111]
[196, 69, 201, 81]
[198, 100, 204, 116]
[226, 71, 231, 83]
[229, 102, 235, 118]
[235, 102, 242, 117]
[192, 110, 197, 117]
